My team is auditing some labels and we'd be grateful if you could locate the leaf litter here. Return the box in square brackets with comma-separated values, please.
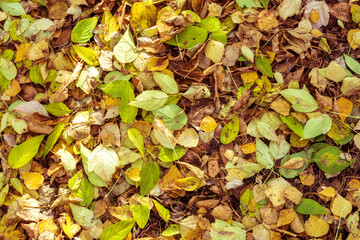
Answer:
[0, 0, 360, 239]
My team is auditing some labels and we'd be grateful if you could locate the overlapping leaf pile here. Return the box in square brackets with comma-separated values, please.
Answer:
[0, 0, 360, 239]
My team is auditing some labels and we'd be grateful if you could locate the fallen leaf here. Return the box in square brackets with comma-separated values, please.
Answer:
[305, 215, 329, 237]
[22, 172, 44, 190]
[331, 194, 352, 218]
[336, 97, 353, 121]
[176, 128, 199, 148]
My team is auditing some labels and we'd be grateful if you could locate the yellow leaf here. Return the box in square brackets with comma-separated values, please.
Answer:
[257, 9, 278, 32]
[200, 116, 217, 133]
[331, 194, 352, 218]
[5, 80, 21, 97]
[4, 230, 26, 240]
[59, 213, 81, 239]
[281, 157, 304, 169]
[130, 2, 157, 34]
[270, 98, 291, 116]
[205, 40, 225, 63]
[15, 43, 31, 62]
[176, 128, 199, 148]
[304, 215, 329, 238]
[318, 187, 336, 202]
[336, 97, 353, 121]
[160, 165, 183, 191]
[240, 142, 256, 154]
[290, 133, 309, 148]
[283, 186, 303, 205]
[103, 96, 121, 108]
[346, 179, 360, 192]
[241, 71, 258, 84]
[38, 218, 58, 234]
[22, 172, 44, 190]
[299, 171, 315, 186]
[125, 168, 141, 182]
[277, 208, 296, 227]
[327, 118, 351, 141]
[147, 56, 169, 71]
[347, 29, 360, 49]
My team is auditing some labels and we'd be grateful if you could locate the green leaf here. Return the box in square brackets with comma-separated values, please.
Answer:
[104, 71, 131, 83]
[45, 103, 71, 116]
[129, 195, 151, 228]
[313, 146, 350, 174]
[295, 198, 328, 215]
[303, 114, 332, 139]
[0, 57, 17, 80]
[88, 144, 120, 182]
[280, 115, 304, 138]
[119, 87, 137, 124]
[166, 26, 208, 49]
[199, 16, 221, 32]
[241, 45, 254, 63]
[73, 45, 98, 66]
[8, 135, 45, 169]
[255, 139, 273, 169]
[129, 90, 168, 111]
[158, 146, 186, 162]
[0, 184, 9, 207]
[113, 29, 138, 64]
[255, 56, 273, 78]
[81, 178, 94, 206]
[43, 123, 64, 158]
[70, 203, 101, 229]
[152, 199, 170, 222]
[269, 135, 290, 160]
[153, 71, 179, 94]
[29, 65, 44, 86]
[80, 143, 108, 187]
[128, 128, 144, 157]
[239, 189, 254, 215]
[153, 104, 187, 130]
[236, 0, 262, 8]
[280, 89, 318, 112]
[210, 30, 227, 45]
[140, 161, 159, 196]
[256, 121, 277, 141]
[0, 72, 11, 92]
[261, 0, 270, 8]
[162, 224, 180, 236]
[0, 1, 25, 16]
[344, 54, 360, 75]
[220, 115, 239, 144]
[100, 219, 135, 240]
[210, 219, 246, 240]
[99, 79, 133, 98]
[71, 17, 98, 43]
